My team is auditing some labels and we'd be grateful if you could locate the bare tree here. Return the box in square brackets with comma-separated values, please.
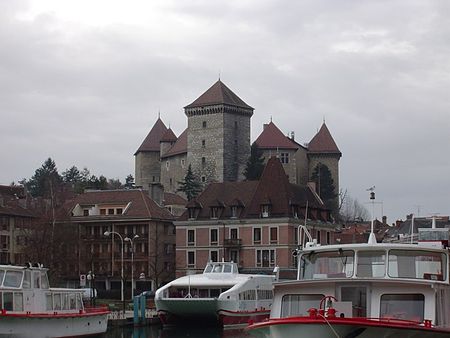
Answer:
[339, 193, 370, 224]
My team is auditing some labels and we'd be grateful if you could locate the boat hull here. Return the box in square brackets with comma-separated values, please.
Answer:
[247, 317, 450, 338]
[0, 311, 109, 338]
[156, 298, 271, 328]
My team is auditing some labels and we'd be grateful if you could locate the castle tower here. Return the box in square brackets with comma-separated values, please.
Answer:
[307, 122, 341, 203]
[184, 80, 254, 184]
[134, 118, 167, 187]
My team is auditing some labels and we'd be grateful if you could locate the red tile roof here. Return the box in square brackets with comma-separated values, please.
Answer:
[161, 128, 177, 143]
[163, 192, 187, 206]
[184, 80, 253, 110]
[69, 189, 174, 220]
[179, 157, 329, 221]
[308, 122, 341, 154]
[135, 118, 167, 154]
[254, 122, 299, 150]
[161, 129, 187, 158]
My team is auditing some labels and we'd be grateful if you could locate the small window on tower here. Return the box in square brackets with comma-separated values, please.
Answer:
[201, 176, 206, 182]
[234, 121, 238, 129]
[202, 140, 206, 148]
[281, 153, 289, 164]
[202, 121, 207, 128]
[202, 157, 206, 166]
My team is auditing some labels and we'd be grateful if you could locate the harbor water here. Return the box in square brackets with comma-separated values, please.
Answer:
[101, 325, 250, 338]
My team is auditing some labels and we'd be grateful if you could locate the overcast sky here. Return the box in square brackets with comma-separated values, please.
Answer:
[1, 0, 449, 223]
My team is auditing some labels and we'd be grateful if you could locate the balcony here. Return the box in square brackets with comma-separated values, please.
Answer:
[223, 238, 242, 249]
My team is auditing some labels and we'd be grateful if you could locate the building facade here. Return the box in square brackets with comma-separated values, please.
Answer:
[66, 189, 176, 296]
[174, 158, 335, 278]
[135, 80, 341, 205]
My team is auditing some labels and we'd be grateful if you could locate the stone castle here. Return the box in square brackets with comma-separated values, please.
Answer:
[134, 80, 341, 201]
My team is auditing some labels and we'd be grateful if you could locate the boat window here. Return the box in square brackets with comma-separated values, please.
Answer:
[3, 292, 13, 311]
[357, 251, 386, 278]
[204, 264, 213, 273]
[46, 293, 52, 311]
[281, 294, 324, 318]
[22, 271, 31, 289]
[33, 271, 40, 288]
[69, 294, 76, 310]
[0, 293, 2, 308]
[62, 294, 68, 310]
[380, 294, 424, 322]
[76, 293, 82, 310]
[54, 293, 61, 310]
[41, 271, 49, 289]
[388, 250, 446, 280]
[14, 293, 23, 311]
[212, 264, 222, 273]
[0, 270, 4, 285]
[3, 271, 23, 288]
[210, 289, 221, 298]
[299, 250, 354, 280]
[223, 264, 232, 273]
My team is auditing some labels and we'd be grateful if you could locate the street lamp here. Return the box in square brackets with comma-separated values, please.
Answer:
[125, 234, 139, 300]
[87, 271, 95, 307]
[104, 231, 124, 303]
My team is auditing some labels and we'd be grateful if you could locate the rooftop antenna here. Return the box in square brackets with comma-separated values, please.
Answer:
[367, 186, 377, 244]
[158, 109, 160, 119]
[218, 70, 221, 81]
[410, 213, 414, 244]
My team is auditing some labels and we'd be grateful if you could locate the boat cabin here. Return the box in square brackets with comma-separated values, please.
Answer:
[0, 265, 85, 313]
[273, 243, 450, 327]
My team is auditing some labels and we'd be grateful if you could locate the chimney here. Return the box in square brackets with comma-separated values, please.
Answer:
[263, 124, 269, 130]
[382, 216, 387, 224]
[290, 131, 295, 140]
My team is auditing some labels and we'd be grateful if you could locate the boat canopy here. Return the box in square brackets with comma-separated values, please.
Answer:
[203, 262, 238, 274]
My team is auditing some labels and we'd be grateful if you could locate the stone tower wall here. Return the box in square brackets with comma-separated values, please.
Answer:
[295, 147, 309, 186]
[187, 112, 224, 184]
[308, 153, 340, 196]
[160, 153, 188, 194]
[223, 114, 251, 181]
[135, 151, 161, 188]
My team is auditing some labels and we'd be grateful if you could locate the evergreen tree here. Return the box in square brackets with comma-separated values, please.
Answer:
[125, 174, 135, 189]
[25, 158, 62, 197]
[243, 142, 265, 180]
[310, 163, 337, 211]
[177, 164, 202, 201]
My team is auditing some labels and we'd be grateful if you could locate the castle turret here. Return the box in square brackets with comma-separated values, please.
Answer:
[184, 80, 253, 184]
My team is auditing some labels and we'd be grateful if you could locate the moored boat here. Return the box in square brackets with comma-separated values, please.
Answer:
[247, 226, 450, 338]
[0, 263, 109, 338]
[155, 261, 274, 328]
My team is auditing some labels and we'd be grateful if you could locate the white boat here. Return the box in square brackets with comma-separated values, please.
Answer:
[155, 261, 275, 328]
[247, 226, 450, 338]
[0, 263, 109, 338]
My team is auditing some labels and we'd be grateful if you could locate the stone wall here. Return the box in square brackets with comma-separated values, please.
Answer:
[308, 153, 340, 197]
[160, 153, 188, 194]
[135, 151, 161, 188]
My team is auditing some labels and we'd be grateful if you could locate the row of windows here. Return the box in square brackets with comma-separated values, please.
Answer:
[186, 227, 279, 246]
[186, 249, 275, 268]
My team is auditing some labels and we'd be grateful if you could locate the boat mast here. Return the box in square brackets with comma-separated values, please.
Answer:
[367, 186, 377, 244]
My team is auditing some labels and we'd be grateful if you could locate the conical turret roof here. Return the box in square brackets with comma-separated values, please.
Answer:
[308, 122, 341, 155]
[135, 118, 167, 154]
[255, 121, 299, 150]
[185, 80, 253, 110]
[161, 128, 177, 143]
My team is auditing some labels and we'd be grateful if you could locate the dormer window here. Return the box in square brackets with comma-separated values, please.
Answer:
[188, 208, 197, 220]
[211, 207, 219, 219]
[261, 205, 270, 218]
[231, 206, 238, 218]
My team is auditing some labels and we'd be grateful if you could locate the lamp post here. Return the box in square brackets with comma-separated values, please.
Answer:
[104, 231, 124, 304]
[87, 271, 95, 307]
[125, 234, 139, 300]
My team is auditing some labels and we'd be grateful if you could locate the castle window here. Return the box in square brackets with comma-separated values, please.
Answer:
[253, 228, 261, 244]
[281, 152, 289, 164]
[202, 140, 206, 148]
[210, 229, 218, 245]
[270, 227, 278, 244]
[202, 121, 207, 128]
[166, 161, 170, 170]
[261, 205, 270, 218]
[210, 207, 219, 219]
[201, 176, 206, 182]
[181, 159, 185, 168]
[187, 251, 195, 268]
[187, 229, 195, 246]
[234, 121, 238, 129]
[169, 178, 173, 188]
